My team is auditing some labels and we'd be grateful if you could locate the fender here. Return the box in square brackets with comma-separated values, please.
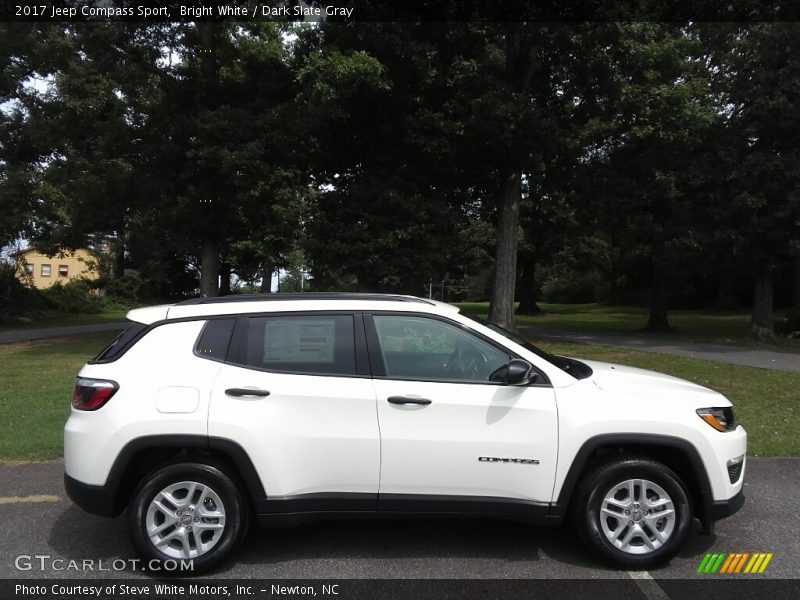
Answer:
[549, 433, 714, 528]
[95, 435, 266, 516]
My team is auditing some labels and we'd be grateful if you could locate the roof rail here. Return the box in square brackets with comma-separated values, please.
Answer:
[175, 292, 434, 306]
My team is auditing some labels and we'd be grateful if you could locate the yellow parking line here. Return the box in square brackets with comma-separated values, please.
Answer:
[0, 495, 59, 505]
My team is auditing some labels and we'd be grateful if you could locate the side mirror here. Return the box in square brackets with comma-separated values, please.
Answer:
[506, 359, 537, 385]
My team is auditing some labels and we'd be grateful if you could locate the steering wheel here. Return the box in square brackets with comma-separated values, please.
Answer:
[443, 344, 488, 379]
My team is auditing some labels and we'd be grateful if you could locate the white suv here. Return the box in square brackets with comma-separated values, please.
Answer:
[64, 293, 746, 572]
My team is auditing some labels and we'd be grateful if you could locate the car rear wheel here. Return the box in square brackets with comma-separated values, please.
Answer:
[573, 457, 692, 569]
[128, 462, 248, 574]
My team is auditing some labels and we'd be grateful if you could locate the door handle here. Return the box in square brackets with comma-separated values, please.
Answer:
[225, 388, 270, 397]
[387, 396, 432, 406]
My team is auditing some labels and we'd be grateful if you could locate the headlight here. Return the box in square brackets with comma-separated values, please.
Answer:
[697, 407, 738, 432]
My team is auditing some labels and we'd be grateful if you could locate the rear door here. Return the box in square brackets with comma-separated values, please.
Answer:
[207, 312, 379, 510]
[366, 313, 558, 510]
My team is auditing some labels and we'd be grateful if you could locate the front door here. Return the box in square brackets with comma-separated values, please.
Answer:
[366, 313, 558, 510]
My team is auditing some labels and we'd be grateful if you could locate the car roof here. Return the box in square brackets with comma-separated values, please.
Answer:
[127, 293, 458, 324]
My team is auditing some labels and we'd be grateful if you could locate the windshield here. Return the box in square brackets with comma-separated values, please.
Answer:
[463, 315, 593, 380]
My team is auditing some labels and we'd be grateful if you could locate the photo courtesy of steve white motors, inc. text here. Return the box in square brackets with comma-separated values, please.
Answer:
[14, 583, 339, 597]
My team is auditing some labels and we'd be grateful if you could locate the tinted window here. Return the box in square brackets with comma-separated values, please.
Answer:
[236, 315, 356, 376]
[372, 315, 510, 383]
[194, 319, 236, 361]
[92, 321, 149, 363]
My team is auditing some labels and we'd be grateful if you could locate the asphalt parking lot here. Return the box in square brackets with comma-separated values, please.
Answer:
[0, 457, 797, 587]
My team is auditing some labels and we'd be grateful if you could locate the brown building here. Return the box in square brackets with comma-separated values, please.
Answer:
[14, 247, 100, 289]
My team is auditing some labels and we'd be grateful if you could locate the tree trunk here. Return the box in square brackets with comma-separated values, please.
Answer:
[260, 264, 274, 293]
[488, 172, 522, 330]
[196, 23, 219, 299]
[751, 266, 776, 340]
[645, 245, 672, 331]
[788, 256, 800, 331]
[114, 243, 125, 280]
[199, 239, 219, 297]
[516, 249, 543, 315]
[219, 261, 231, 295]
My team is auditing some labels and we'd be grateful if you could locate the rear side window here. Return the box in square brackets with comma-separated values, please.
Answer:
[232, 314, 356, 376]
[92, 322, 149, 363]
[194, 318, 236, 362]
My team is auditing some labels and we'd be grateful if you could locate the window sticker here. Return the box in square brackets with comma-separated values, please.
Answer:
[263, 319, 336, 364]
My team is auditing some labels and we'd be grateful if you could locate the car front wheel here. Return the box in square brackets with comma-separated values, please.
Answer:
[128, 462, 249, 574]
[574, 457, 693, 569]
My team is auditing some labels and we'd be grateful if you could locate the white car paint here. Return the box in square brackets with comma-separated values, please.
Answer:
[64, 296, 746, 510]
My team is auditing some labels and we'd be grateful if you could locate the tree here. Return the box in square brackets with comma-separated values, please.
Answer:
[703, 23, 800, 339]
[295, 23, 494, 294]
[580, 24, 719, 330]
[2, 22, 307, 298]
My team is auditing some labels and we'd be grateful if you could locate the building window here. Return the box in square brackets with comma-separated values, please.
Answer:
[41, 264, 51, 277]
[58, 265, 69, 277]
[24, 264, 34, 276]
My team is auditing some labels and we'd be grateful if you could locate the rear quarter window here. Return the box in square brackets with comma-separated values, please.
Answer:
[194, 318, 237, 362]
[91, 322, 149, 363]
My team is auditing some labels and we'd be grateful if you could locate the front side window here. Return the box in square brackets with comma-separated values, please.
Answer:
[465, 315, 593, 380]
[24, 263, 34, 276]
[372, 315, 510, 383]
[236, 314, 356, 376]
[58, 265, 69, 277]
[41, 264, 51, 277]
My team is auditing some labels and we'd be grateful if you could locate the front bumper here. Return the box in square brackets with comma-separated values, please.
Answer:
[709, 488, 745, 521]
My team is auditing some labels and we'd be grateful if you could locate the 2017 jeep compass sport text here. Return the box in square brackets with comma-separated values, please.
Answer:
[64, 294, 746, 572]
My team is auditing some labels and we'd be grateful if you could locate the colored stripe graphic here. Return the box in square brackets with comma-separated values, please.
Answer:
[697, 554, 712, 573]
[697, 552, 772, 574]
[758, 554, 773, 573]
[711, 553, 726, 573]
[719, 554, 736, 573]
[744, 554, 759, 573]
[734, 553, 749, 573]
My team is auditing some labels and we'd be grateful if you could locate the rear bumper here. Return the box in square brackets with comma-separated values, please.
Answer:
[64, 473, 120, 517]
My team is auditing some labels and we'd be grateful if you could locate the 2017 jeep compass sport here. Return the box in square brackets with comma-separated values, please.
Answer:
[64, 293, 746, 572]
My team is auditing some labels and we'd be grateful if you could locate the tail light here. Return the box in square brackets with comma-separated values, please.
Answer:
[72, 377, 119, 411]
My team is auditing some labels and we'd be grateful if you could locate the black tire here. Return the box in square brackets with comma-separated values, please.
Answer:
[572, 456, 692, 569]
[128, 462, 249, 574]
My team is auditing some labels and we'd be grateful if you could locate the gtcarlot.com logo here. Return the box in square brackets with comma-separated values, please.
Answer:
[696, 552, 773, 574]
[14, 554, 193, 572]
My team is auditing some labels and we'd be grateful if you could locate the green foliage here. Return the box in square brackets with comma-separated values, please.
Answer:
[541, 271, 605, 304]
[0, 263, 45, 320]
[104, 274, 145, 304]
[41, 279, 103, 314]
[2, 21, 799, 335]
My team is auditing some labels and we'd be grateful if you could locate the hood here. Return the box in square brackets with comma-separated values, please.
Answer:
[579, 359, 729, 405]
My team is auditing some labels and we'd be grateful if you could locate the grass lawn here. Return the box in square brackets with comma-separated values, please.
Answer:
[456, 302, 799, 350]
[0, 307, 129, 331]
[0, 332, 118, 461]
[0, 332, 796, 460]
